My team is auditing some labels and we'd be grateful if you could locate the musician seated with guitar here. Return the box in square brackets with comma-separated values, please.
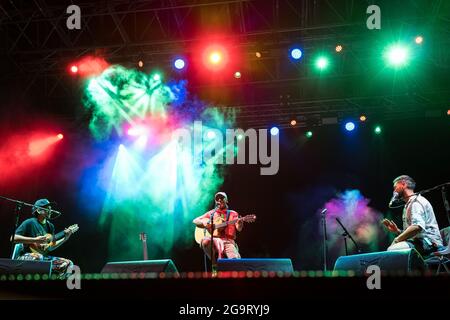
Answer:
[12, 198, 78, 278]
[193, 192, 256, 274]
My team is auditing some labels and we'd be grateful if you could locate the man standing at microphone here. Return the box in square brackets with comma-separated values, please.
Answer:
[383, 175, 443, 256]
[12, 198, 75, 277]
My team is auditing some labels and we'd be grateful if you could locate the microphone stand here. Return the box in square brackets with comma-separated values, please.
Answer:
[442, 186, 450, 226]
[210, 211, 215, 275]
[0, 195, 62, 257]
[321, 209, 328, 272]
[413, 182, 450, 226]
[335, 217, 361, 255]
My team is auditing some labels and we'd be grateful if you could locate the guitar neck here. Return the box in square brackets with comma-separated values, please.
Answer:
[214, 218, 241, 229]
[143, 243, 148, 260]
[52, 230, 66, 242]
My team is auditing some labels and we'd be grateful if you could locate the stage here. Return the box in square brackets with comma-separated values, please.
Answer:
[0, 1, 449, 310]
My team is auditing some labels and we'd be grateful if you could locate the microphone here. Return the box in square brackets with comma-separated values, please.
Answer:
[45, 208, 62, 220]
[388, 191, 399, 208]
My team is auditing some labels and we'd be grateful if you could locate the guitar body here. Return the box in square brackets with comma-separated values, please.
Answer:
[30, 234, 55, 255]
[29, 224, 79, 255]
[194, 227, 209, 245]
[194, 214, 256, 244]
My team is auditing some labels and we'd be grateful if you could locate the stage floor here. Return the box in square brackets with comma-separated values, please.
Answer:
[1, 272, 449, 301]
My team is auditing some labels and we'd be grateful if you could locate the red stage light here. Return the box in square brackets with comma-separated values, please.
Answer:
[28, 135, 62, 157]
[209, 52, 222, 64]
[57, 133, 64, 140]
[70, 65, 78, 74]
[202, 44, 229, 71]
[69, 56, 109, 77]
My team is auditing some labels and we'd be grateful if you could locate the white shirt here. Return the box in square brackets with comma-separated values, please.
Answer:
[402, 194, 443, 247]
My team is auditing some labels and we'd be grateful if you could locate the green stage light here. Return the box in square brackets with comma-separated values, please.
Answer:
[315, 56, 329, 70]
[374, 126, 382, 134]
[305, 131, 313, 138]
[385, 45, 409, 68]
[152, 73, 162, 81]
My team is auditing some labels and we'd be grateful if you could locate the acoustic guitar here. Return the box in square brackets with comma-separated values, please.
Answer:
[194, 215, 256, 244]
[30, 224, 79, 255]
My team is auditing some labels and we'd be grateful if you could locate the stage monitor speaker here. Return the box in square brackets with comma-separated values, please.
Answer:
[0, 258, 52, 276]
[333, 249, 426, 275]
[101, 259, 179, 275]
[217, 258, 294, 273]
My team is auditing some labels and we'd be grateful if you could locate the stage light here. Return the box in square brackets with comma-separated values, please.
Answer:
[374, 126, 382, 134]
[270, 127, 279, 136]
[127, 125, 147, 137]
[447, 109, 450, 116]
[234, 71, 241, 79]
[209, 52, 222, 64]
[28, 135, 63, 157]
[152, 73, 161, 81]
[174, 58, 185, 70]
[255, 52, 262, 58]
[345, 122, 355, 131]
[415, 36, 423, 45]
[206, 130, 216, 140]
[76, 56, 109, 77]
[70, 65, 78, 74]
[135, 135, 148, 149]
[290, 120, 297, 126]
[305, 131, 313, 138]
[138, 60, 144, 68]
[359, 115, 367, 122]
[315, 56, 329, 70]
[290, 48, 303, 60]
[237, 134, 244, 140]
[57, 134, 64, 140]
[335, 45, 343, 53]
[386, 44, 409, 67]
[202, 45, 229, 71]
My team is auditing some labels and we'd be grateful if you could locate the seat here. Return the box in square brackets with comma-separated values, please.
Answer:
[424, 227, 450, 274]
[11, 243, 24, 260]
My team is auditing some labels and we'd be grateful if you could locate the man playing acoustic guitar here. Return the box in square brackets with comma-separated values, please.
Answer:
[12, 198, 78, 278]
[193, 192, 256, 274]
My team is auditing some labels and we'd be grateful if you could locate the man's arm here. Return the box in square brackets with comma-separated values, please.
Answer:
[12, 234, 48, 244]
[393, 225, 422, 243]
[235, 212, 243, 232]
[392, 201, 426, 243]
[47, 229, 73, 252]
[193, 213, 210, 228]
[47, 238, 66, 252]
